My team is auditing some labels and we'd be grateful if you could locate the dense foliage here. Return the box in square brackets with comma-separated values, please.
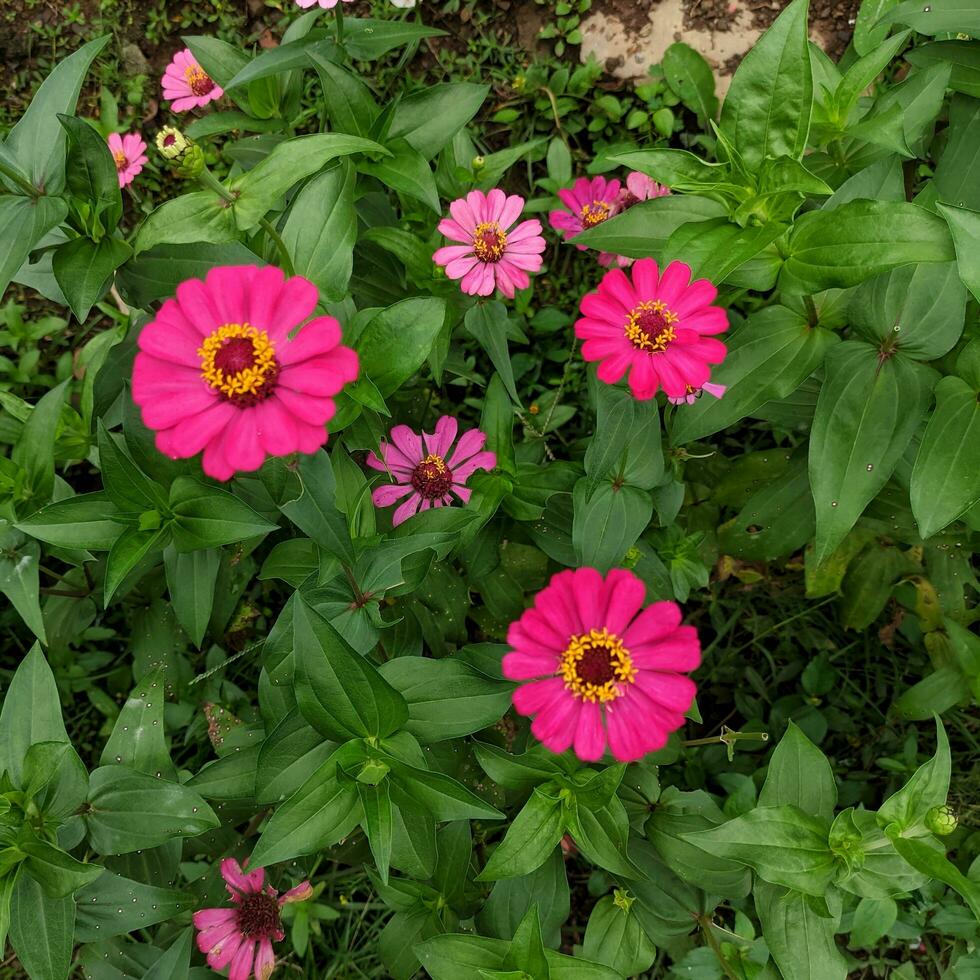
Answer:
[1, 0, 978, 978]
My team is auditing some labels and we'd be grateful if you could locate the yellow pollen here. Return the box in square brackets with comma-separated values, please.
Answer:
[198, 323, 278, 400]
[420, 454, 446, 472]
[558, 627, 636, 703]
[112, 149, 127, 170]
[580, 200, 611, 228]
[472, 221, 507, 263]
[624, 299, 678, 353]
[184, 64, 215, 96]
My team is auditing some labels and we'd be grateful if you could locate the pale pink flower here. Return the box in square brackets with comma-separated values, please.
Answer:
[193, 857, 311, 980]
[162, 48, 223, 112]
[667, 381, 727, 406]
[433, 189, 546, 298]
[367, 415, 496, 526]
[503, 568, 700, 762]
[107, 132, 147, 188]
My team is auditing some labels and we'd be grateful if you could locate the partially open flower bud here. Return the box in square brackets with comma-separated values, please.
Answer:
[926, 805, 957, 836]
[155, 126, 189, 160]
[174, 143, 205, 179]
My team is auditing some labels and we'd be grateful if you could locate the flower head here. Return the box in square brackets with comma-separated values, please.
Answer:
[433, 189, 546, 298]
[107, 133, 147, 188]
[367, 416, 496, 526]
[667, 380, 727, 406]
[156, 126, 189, 159]
[549, 176, 622, 246]
[576, 258, 728, 401]
[193, 857, 312, 980]
[503, 568, 700, 762]
[131, 265, 358, 481]
[162, 48, 223, 112]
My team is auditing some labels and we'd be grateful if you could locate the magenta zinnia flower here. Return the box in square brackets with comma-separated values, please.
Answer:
[193, 857, 312, 980]
[132, 265, 358, 481]
[107, 132, 147, 188]
[503, 568, 700, 762]
[433, 189, 546, 298]
[367, 415, 496, 526]
[549, 176, 621, 245]
[576, 258, 728, 401]
[162, 48, 223, 112]
[668, 380, 726, 406]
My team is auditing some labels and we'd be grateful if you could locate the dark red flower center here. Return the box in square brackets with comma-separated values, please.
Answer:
[624, 300, 677, 353]
[472, 222, 507, 263]
[411, 454, 454, 499]
[185, 64, 216, 97]
[198, 323, 280, 406]
[558, 628, 636, 703]
[213, 337, 256, 375]
[576, 646, 618, 686]
[580, 200, 611, 228]
[236, 892, 281, 939]
[163, 133, 176, 147]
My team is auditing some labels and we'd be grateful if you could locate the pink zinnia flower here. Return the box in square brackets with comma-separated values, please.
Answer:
[162, 48, 223, 112]
[193, 857, 312, 980]
[131, 265, 358, 481]
[107, 132, 147, 188]
[667, 381, 727, 406]
[549, 175, 621, 245]
[599, 173, 672, 268]
[367, 415, 496, 526]
[575, 258, 728, 401]
[503, 568, 700, 763]
[433, 189, 546, 298]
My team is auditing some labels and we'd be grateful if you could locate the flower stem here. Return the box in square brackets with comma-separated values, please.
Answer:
[334, 6, 345, 47]
[259, 216, 295, 277]
[802, 294, 819, 327]
[196, 166, 236, 204]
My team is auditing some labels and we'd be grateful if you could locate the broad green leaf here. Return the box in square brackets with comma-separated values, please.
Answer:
[280, 451, 353, 563]
[877, 718, 950, 833]
[75, 873, 196, 941]
[671, 306, 837, 445]
[893, 666, 971, 720]
[16, 492, 122, 550]
[9, 874, 74, 980]
[665, 218, 787, 285]
[853, 0, 904, 54]
[360, 139, 441, 213]
[719, 0, 812, 169]
[389, 83, 488, 160]
[889, 836, 980, 920]
[282, 160, 356, 301]
[809, 342, 934, 564]
[51, 236, 132, 322]
[97, 422, 166, 513]
[256, 710, 337, 804]
[359, 780, 394, 883]
[99, 668, 176, 779]
[0, 194, 68, 299]
[685, 804, 836, 896]
[3, 35, 111, 194]
[103, 525, 168, 604]
[294, 594, 408, 741]
[824, 156, 905, 209]
[12, 379, 68, 508]
[481, 374, 516, 475]
[309, 52, 379, 137]
[20, 836, 104, 898]
[387, 756, 504, 822]
[143, 928, 193, 980]
[465, 302, 523, 406]
[937, 202, 980, 301]
[58, 114, 122, 230]
[134, 190, 238, 254]
[850, 896, 898, 946]
[662, 42, 719, 123]
[934, 94, 980, 211]
[832, 31, 911, 122]
[566, 797, 639, 878]
[187, 744, 261, 800]
[607, 148, 732, 193]
[477, 788, 565, 880]
[341, 17, 447, 61]
[164, 545, 221, 648]
[906, 40, 980, 99]
[881, 0, 980, 35]
[759, 721, 837, 822]
[0, 528, 45, 642]
[582, 894, 658, 978]
[783, 200, 954, 291]
[169, 476, 278, 552]
[572, 479, 652, 574]
[910, 376, 980, 537]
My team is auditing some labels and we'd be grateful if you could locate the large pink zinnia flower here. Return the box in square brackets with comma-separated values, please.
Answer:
[193, 857, 312, 980]
[367, 415, 496, 526]
[576, 258, 728, 401]
[162, 48, 223, 112]
[107, 132, 147, 188]
[503, 568, 700, 763]
[131, 265, 358, 481]
[433, 189, 546, 298]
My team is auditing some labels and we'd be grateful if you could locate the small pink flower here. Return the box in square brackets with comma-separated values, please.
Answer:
[503, 568, 700, 763]
[576, 258, 728, 401]
[667, 381, 727, 406]
[433, 189, 546, 298]
[131, 265, 358, 481]
[193, 857, 312, 980]
[296, 0, 354, 6]
[549, 175, 622, 261]
[367, 415, 496, 526]
[599, 173, 672, 268]
[107, 132, 147, 188]
[162, 48, 223, 112]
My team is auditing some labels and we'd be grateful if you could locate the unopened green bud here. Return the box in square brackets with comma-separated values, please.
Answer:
[471, 155, 486, 171]
[174, 143, 206, 179]
[925, 805, 957, 836]
[622, 546, 641, 569]
[156, 126, 189, 160]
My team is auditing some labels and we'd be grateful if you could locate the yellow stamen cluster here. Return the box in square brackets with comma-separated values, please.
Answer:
[580, 200, 611, 228]
[472, 222, 508, 263]
[558, 627, 636, 703]
[112, 150, 128, 171]
[184, 64, 215, 96]
[420, 454, 447, 472]
[624, 299, 678, 353]
[198, 323, 277, 400]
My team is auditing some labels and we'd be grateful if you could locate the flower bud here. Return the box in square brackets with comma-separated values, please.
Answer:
[156, 126, 190, 160]
[471, 155, 486, 172]
[174, 143, 206, 179]
[925, 805, 957, 836]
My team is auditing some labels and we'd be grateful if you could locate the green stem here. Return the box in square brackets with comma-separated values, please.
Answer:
[698, 916, 741, 980]
[334, 5, 345, 47]
[802, 294, 819, 327]
[0, 159, 40, 198]
[683, 729, 769, 749]
[259, 216, 295, 277]
[196, 166, 236, 203]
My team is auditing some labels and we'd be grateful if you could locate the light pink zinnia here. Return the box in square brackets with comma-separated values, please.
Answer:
[193, 857, 312, 980]
[433, 189, 546, 298]
[600, 173, 672, 268]
[107, 132, 147, 188]
[131, 265, 358, 481]
[162, 48, 223, 112]
[367, 415, 496, 526]
[668, 381, 727, 406]
[576, 258, 728, 401]
[503, 568, 700, 762]
[549, 175, 621, 244]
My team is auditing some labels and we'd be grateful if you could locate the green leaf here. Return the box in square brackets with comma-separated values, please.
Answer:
[75, 873, 196, 941]
[853, 0, 903, 54]
[0, 194, 68, 299]
[573, 479, 652, 573]
[809, 342, 935, 564]
[356, 297, 446, 395]
[386, 755, 504, 822]
[360, 139, 441, 213]
[934, 94, 980, 211]
[685, 804, 836, 896]
[20, 835, 104, 898]
[566, 798, 639, 878]
[477, 851, 569, 947]
[759, 721, 837, 822]
[12, 378, 68, 508]
[342, 17, 447, 60]
[134, 189, 238, 254]
[465, 302, 523, 406]
[280, 450, 355, 564]
[282, 160, 356, 302]
[881, 0, 980, 35]
[187, 744, 261, 800]
[906, 41, 980, 100]
[478, 788, 565, 880]
[0, 529, 45, 642]
[309, 52, 380, 137]
[16, 492, 122, 550]
[783, 200, 955, 291]
[481, 374, 516, 475]
[832, 31, 911, 122]
[755, 881, 846, 980]
[359, 780, 394, 883]
[169, 476, 278, 552]
[97, 421, 166, 513]
[378, 658, 512, 742]
[849, 896, 898, 947]
[58, 114, 122, 230]
[0, 644, 67, 786]
[607, 148, 734, 194]
[662, 42, 718, 123]
[164, 545, 221, 647]
[52, 236, 132, 322]
[9, 874, 74, 980]
[104, 525, 168, 604]
[938, 202, 980, 302]
[719, 0, 812, 169]
[910, 376, 980, 537]
[582, 894, 658, 978]
[388, 83, 489, 160]
[143, 928, 194, 980]
[888, 836, 980, 921]
[877, 717, 950, 833]
[99, 668, 176, 779]
[665, 218, 787, 286]
[3, 35, 110, 194]
[84, 765, 219, 854]
[294, 594, 409, 741]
